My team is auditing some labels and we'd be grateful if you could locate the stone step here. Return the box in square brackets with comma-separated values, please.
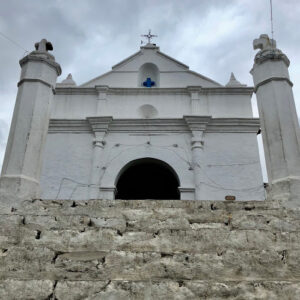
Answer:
[1, 247, 299, 281]
[0, 198, 299, 299]
[1, 279, 300, 300]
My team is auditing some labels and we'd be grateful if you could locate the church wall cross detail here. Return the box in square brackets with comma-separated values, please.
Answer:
[143, 77, 155, 88]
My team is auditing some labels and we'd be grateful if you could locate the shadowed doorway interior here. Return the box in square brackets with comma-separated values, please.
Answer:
[115, 158, 180, 200]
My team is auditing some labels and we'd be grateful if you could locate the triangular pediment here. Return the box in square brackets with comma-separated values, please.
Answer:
[80, 44, 221, 88]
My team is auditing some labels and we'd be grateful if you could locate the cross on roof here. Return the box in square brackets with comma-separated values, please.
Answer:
[141, 29, 157, 44]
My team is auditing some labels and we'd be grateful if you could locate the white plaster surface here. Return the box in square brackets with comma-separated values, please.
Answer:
[51, 92, 253, 120]
[39, 43, 264, 201]
[0, 42, 61, 200]
[251, 35, 300, 206]
[80, 45, 220, 88]
[40, 130, 264, 201]
[41, 133, 93, 200]
[1, 41, 264, 202]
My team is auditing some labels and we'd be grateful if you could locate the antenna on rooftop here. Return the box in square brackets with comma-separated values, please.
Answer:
[270, 0, 275, 47]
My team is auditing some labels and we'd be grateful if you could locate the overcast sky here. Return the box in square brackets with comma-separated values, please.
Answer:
[1, 0, 300, 179]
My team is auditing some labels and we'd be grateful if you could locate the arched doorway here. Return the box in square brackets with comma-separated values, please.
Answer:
[115, 158, 180, 200]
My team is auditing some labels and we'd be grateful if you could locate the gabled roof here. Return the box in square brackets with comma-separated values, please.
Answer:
[111, 50, 143, 70]
[111, 48, 189, 71]
[79, 43, 222, 88]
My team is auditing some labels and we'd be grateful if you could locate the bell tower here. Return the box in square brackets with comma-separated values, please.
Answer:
[0, 39, 61, 200]
[251, 34, 300, 206]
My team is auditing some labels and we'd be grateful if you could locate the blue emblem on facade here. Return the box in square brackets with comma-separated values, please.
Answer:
[143, 77, 155, 88]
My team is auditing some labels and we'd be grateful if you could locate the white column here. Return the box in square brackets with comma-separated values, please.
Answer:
[189, 89, 201, 115]
[0, 39, 61, 200]
[251, 34, 300, 206]
[191, 131, 204, 200]
[188, 87, 208, 116]
[87, 117, 112, 199]
[89, 133, 106, 199]
[96, 86, 109, 115]
[184, 116, 211, 200]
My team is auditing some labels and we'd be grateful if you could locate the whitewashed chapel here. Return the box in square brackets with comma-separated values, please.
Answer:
[1, 33, 300, 299]
[46, 36, 266, 201]
[1, 33, 268, 202]
[1, 32, 300, 205]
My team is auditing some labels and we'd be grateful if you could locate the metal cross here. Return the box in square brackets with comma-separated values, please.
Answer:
[141, 29, 157, 44]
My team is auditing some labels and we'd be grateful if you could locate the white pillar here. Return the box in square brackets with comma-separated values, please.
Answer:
[188, 87, 209, 115]
[96, 86, 109, 115]
[191, 131, 204, 200]
[0, 39, 61, 200]
[87, 117, 112, 199]
[184, 116, 211, 200]
[251, 34, 300, 206]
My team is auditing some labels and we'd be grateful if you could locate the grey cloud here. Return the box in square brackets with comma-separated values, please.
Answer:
[1, 0, 300, 168]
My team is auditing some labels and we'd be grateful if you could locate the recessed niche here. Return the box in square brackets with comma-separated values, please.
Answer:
[138, 63, 160, 87]
[138, 104, 158, 118]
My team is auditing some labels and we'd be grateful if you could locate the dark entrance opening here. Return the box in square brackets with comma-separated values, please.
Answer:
[115, 158, 180, 200]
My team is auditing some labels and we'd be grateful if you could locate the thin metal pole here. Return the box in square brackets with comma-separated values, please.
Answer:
[270, 0, 274, 46]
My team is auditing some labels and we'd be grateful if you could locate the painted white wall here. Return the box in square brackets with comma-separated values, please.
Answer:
[80, 45, 220, 88]
[40, 43, 263, 201]
[197, 132, 264, 200]
[52, 94, 97, 119]
[40, 133, 93, 200]
[51, 92, 253, 119]
[207, 94, 253, 118]
[40, 130, 264, 201]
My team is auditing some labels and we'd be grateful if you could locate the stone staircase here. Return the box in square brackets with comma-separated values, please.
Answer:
[0, 199, 300, 299]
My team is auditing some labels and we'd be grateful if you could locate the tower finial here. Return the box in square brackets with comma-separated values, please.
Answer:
[141, 29, 157, 44]
[34, 39, 53, 52]
[253, 34, 276, 51]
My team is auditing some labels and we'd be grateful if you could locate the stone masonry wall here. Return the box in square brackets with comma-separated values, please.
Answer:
[0, 199, 300, 299]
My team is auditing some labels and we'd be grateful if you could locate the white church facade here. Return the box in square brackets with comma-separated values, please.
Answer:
[1, 33, 300, 205]
[38, 41, 264, 201]
[2, 34, 300, 299]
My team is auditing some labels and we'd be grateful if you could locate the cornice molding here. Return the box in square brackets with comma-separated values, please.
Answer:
[18, 78, 53, 89]
[55, 86, 253, 96]
[254, 77, 293, 93]
[201, 87, 253, 95]
[109, 119, 190, 133]
[87, 116, 113, 132]
[206, 118, 260, 133]
[184, 115, 212, 132]
[48, 120, 90, 133]
[55, 87, 97, 95]
[106, 87, 188, 95]
[20, 54, 62, 76]
[48, 117, 260, 134]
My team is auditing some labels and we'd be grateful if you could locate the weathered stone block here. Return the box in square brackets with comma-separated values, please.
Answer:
[0, 199, 299, 298]
[0, 279, 54, 299]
